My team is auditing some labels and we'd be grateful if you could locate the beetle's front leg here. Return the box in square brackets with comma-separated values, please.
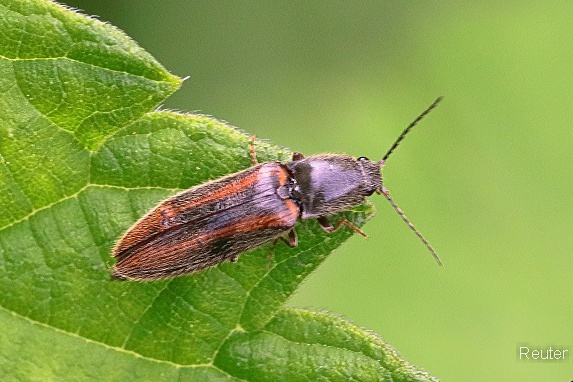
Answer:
[317, 216, 368, 238]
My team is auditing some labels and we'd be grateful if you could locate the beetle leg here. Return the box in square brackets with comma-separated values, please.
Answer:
[249, 135, 258, 165]
[318, 216, 368, 238]
[292, 152, 305, 161]
[266, 230, 298, 269]
[275, 229, 298, 247]
[285, 229, 298, 247]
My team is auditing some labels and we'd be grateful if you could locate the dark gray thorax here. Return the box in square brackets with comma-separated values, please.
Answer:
[287, 154, 382, 219]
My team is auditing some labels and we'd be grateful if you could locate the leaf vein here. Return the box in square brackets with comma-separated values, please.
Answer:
[0, 302, 214, 369]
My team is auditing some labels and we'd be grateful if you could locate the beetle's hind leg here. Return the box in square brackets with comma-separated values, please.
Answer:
[317, 216, 368, 238]
[280, 229, 298, 247]
[266, 229, 298, 269]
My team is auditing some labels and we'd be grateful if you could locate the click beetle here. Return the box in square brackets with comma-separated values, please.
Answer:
[111, 98, 443, 280]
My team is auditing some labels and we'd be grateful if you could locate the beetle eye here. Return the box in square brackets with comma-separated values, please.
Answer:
[358, 156, 369, 161]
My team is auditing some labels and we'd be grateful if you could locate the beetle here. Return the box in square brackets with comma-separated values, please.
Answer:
[111, 98, 443, 281]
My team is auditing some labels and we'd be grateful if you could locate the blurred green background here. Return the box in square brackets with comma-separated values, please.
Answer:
[63, 1, 573, 381]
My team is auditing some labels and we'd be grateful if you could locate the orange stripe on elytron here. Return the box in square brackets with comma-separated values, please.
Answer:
[167, 164, 288, 216]
[284, 197, 300, 219]
[152, 199, 299, 257]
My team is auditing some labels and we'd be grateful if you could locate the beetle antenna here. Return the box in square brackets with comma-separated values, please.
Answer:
[380, 187, 443, 266]
[382, 97, 443, 161]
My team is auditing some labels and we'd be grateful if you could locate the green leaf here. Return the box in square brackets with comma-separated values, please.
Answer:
[0, 1, 439, 381]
